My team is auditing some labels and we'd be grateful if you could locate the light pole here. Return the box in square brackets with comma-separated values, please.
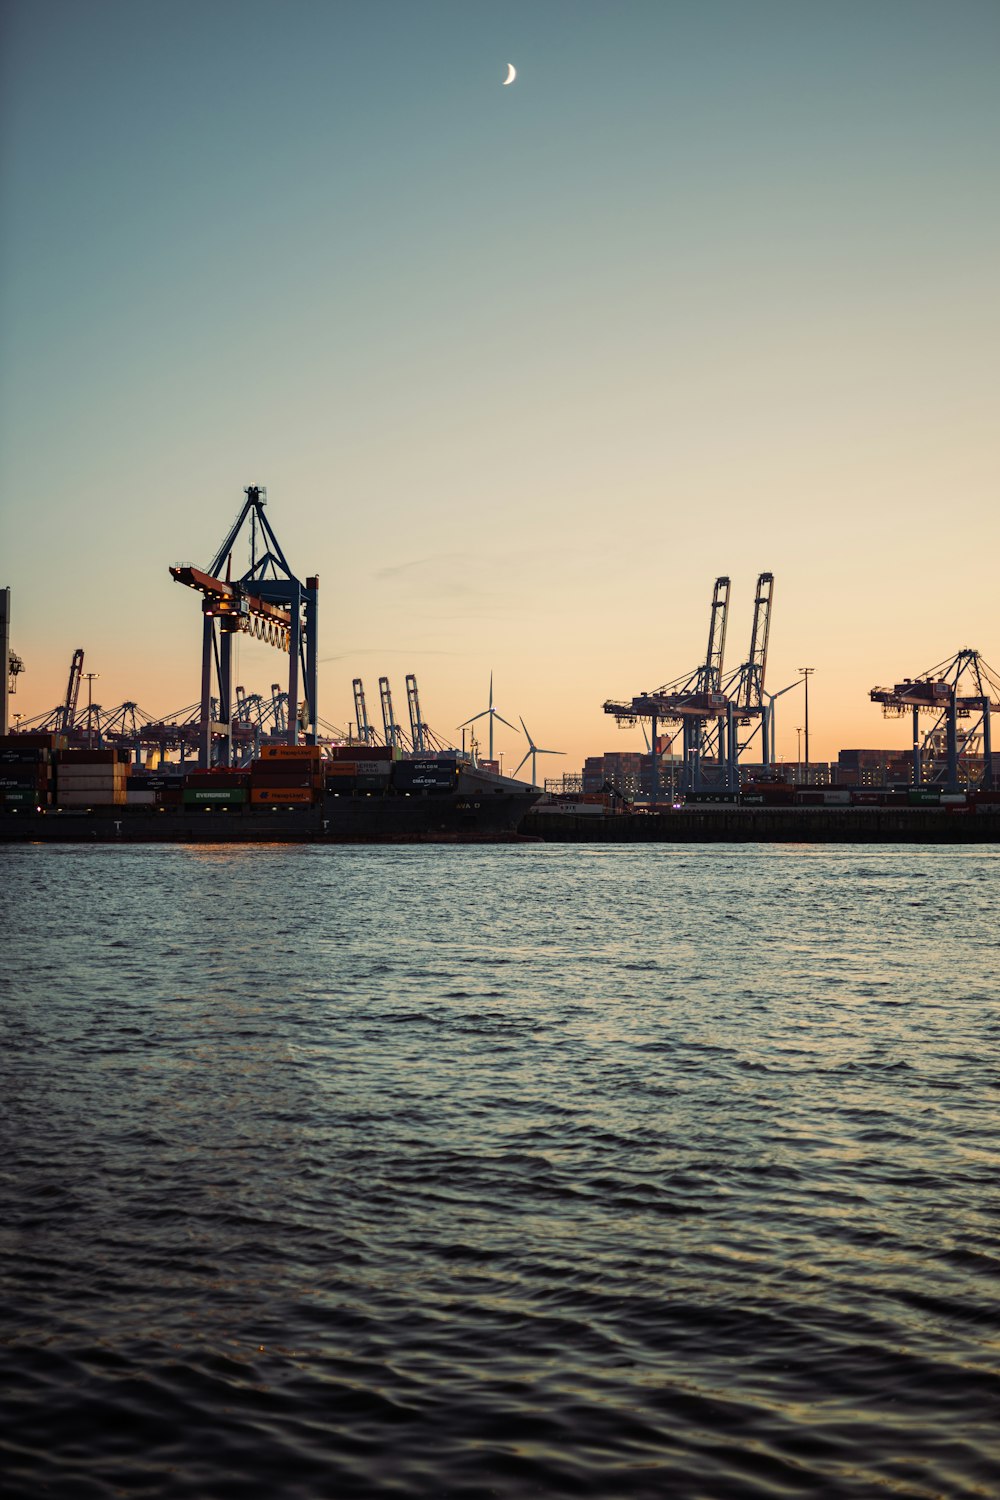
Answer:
[796, 726, 803, 772]
[798, 667, 814, 779]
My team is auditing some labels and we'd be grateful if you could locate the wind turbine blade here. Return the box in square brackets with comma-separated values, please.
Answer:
[538, 748, 565, 757]
[493, 713, 518, 732]
[513, 750, 531, 775]
[518, 715, 537, 748]
[457, 709, 489, 727]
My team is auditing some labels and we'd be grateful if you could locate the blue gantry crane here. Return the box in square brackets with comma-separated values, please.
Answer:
[170, 486, 319, 767]
[871, 649, 999, 790]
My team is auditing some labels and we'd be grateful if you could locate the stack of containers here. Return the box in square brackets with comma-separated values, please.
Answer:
[0, 733, 59, 809]
[249, 744, 324, 806]
[56, 748, 127, 806]
[392, 757, 459, 794]
[325, 744, 395, 796]
[125, 769, 186, 806]
[182, 766, 250, 810]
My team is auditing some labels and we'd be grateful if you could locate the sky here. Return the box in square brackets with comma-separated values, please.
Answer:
[2, 0, 998, 771]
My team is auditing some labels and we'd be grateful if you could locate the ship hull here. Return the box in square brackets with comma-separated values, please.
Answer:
[0, 790, 542, 844]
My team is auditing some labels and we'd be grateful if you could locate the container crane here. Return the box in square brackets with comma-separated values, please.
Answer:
[406, 674, 428, 753]
[61, 649, 85, 731]
[353, 678, 376, 745]
[379, 676, 405, 750]
[170, 486, 319, 767]
[871, 649, 999, 789]
[603, 576, 734, 795]
[722, 572, 775, 769]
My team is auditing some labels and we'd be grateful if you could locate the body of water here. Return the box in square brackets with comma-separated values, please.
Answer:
[2, 843, 999, 1498]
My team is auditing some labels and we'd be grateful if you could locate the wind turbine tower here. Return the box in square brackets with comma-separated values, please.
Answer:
[513, 717, 565, 787]
[458, 673, 517, 764]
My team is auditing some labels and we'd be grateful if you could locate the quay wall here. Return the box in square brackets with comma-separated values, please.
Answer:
[522, 808, 1000, 844]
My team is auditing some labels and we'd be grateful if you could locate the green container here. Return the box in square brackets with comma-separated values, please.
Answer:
[907, 789, 941, 805]
[182, 788, 248, 805]
[3, 788, 38, 806]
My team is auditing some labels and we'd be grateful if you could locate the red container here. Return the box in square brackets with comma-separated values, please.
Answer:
[331, 745, 393, 762]
[250, 787, 315, 805]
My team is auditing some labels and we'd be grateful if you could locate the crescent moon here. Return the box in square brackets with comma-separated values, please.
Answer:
[502, 63, 516, 86]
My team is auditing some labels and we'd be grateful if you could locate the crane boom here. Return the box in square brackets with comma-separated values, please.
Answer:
[406, 673, 425, 753]
[743, 571, 774, 710]
[702, 576, 730, 691]
[379, 676, 399, 749]
[62, 648, 84, 730]
[353, 678, 372, 744]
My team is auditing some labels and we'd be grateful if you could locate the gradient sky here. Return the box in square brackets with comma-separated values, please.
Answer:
[2, 0, 998, 769]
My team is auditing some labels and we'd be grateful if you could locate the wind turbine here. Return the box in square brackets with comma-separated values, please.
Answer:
[458, 672, 517, 764]
[762, 678, 805, 767]
[513, 716, 565, 787]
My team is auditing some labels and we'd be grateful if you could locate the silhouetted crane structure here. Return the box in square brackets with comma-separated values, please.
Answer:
[61, 649, 85, 731]
[604, 573, 783, 794]
[379, 676, 404, 750]
[170, 486, 319, 767]
[352, 679, 375, 745]
[406, 673, 428, 753]
[871, 650, 999, 789]
[604, 576, 737, 796]
[721, 572, 775, 763]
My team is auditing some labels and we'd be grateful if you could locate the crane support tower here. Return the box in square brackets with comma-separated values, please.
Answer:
[406, 674, 427, 754]
[722, 572, 775, 764]
[352, 678, 375, 745]
[871, 649, 999, 790]
[170, 486, 319, 767]
[379, 677, 403, 750]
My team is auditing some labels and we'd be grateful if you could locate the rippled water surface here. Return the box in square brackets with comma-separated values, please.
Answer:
[2, 843, 1000, 1499]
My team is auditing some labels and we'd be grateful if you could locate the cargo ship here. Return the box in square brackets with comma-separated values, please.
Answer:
[0, 737, 542, 844]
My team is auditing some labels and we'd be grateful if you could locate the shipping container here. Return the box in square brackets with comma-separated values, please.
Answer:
[56, 780, 125, 795]
[0, 746, 52, 764]
[187, 767, 250, 778]
[56, 749, 126, 764]
[331, 744, 394, 762]
[250, 775, 321, 791]
[250, 787, 315, 805]
[0, 771, 50, 790]
[183, 773, 250, 788]
[3, 788, 46, 806]
[324, 778, 358, 795]
[393, 760, 459, 791]
[182, 788, 248, 805]
[57, 791, 127, 806]
[907, 789, 941, 805]
[355, 760, 392, 777]
[326, 763, 357, 776]
[126, 790, 157, 805]
[0, 732, 62, 750]
[259, 744, 323, 761]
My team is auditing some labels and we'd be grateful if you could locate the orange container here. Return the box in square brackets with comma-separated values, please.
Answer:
[259, 744, 322, 761]
[250, 787, 315, 805]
